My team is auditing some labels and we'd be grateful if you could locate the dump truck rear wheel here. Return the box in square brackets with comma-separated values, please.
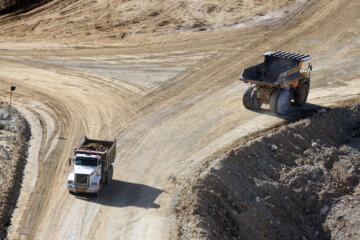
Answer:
[104, 173, 108, 184]
[269, 90, 279, 113]
[294, 82, 310, 106]
[109, 167, 113, 183]
[250, 88, 262, 110]
[277, 88, 291, 115]
[243, 86, 254, 110]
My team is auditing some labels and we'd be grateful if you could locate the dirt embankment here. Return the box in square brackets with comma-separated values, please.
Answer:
[0, 0, 37, 13]
[0, 0, 293, 41]
[0, 103, 30, 239]
[176, 106, 360, 240]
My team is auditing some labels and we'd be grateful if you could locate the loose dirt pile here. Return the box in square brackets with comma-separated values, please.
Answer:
[0, 103, 30, 239]
[80, 142, 109, 152]
[176, 105, 360, 240]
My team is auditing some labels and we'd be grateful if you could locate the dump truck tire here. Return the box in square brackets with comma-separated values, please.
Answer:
[109, 166, 113, 183]
[243, 86, 254, 110]
[95, 183, 102, 196]
[269, 90, 279, 113]
[250, 87, 262, 110]
[277, 88, 291, 115]
[104, 173, 109, 184]
[294, 82, 310, 106]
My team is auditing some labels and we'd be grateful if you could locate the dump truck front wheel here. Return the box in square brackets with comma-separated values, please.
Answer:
[294, 82, 310, 106]
[243, 86, 254, 110]
[95, 183, 102, 196]
[277, 88, 291, 115]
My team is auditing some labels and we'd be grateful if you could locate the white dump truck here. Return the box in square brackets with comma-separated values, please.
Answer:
[67, 136, 116, 195]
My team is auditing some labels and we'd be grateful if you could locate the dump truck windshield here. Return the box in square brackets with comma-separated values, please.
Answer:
[75, 157, 98, 166]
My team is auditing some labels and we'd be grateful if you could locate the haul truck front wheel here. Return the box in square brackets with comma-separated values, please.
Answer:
[277, 88, 291, 115]
[294, 82, 310, 106]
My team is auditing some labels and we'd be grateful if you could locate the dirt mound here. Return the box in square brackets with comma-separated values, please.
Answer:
[0, 0, 292, 41]
[80, 142, 109, 152]
[0, 103, 30, 239]
[176, 105, 360, 240]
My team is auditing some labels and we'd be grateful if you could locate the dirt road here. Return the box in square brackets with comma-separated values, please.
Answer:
[0, 0, 359, 239]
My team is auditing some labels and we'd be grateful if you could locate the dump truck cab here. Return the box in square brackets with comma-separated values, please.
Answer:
[240, 51, 312, 115]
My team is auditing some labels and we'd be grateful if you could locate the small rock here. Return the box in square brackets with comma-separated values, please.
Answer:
[271, 144, 278, 151]
[312, 142, 318, 148]
[318, 108, 327, 113]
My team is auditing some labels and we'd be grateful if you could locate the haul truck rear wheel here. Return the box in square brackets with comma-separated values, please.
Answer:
[269, 90, 279, 113]
[250, 87, 262, 110]
[243, 86, 254, 110]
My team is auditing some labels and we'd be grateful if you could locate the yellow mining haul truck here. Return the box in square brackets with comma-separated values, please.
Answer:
[239, 51, 312, 115]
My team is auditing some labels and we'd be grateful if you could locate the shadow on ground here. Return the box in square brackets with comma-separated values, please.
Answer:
[256, 102, 328, 122]
[75, 179, 165, 209]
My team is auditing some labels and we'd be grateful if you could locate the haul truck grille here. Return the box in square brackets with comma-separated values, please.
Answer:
[75, 174, 89, 185]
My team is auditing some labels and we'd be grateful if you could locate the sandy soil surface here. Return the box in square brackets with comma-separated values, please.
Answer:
[0, 103, 30, 238]
[0, 0, 359, 239]
[176, 106, 360, 240]
[0, 0, 293, 41]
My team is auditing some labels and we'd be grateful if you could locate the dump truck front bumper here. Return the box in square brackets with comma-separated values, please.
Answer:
[67, 184, 99, 194]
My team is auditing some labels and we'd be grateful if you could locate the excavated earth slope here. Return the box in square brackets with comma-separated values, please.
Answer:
[0, 103, 30, 239]
[0, 0, 292, 41]
[176, 106, 360, 240]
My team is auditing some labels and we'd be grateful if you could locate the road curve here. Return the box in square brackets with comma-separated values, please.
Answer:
[0, 0, 359, 239]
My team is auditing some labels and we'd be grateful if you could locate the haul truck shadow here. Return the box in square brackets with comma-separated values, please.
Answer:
[255, 102, 329, 123]
[76, 179, 165, 209]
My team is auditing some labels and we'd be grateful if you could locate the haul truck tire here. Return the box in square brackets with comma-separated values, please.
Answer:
[277, 88, 291, 115]
[250, 87, 262, 110]
[243, 86, 254, 110]
[269, 90, 279, 113]
[294, 82, 310, 106]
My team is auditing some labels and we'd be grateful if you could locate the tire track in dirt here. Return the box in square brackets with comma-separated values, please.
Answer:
[0, 0, 359, 239]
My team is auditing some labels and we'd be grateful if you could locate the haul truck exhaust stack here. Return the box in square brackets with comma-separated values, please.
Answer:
[67, 136, 116, 195]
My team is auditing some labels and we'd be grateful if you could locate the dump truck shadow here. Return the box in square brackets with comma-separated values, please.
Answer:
[75, 179, 165, 209]
[256, 102, 329, 123]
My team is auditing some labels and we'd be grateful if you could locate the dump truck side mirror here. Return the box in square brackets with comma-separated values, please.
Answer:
[68, 158, 72, 166]
[308, 63, 312, 71]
